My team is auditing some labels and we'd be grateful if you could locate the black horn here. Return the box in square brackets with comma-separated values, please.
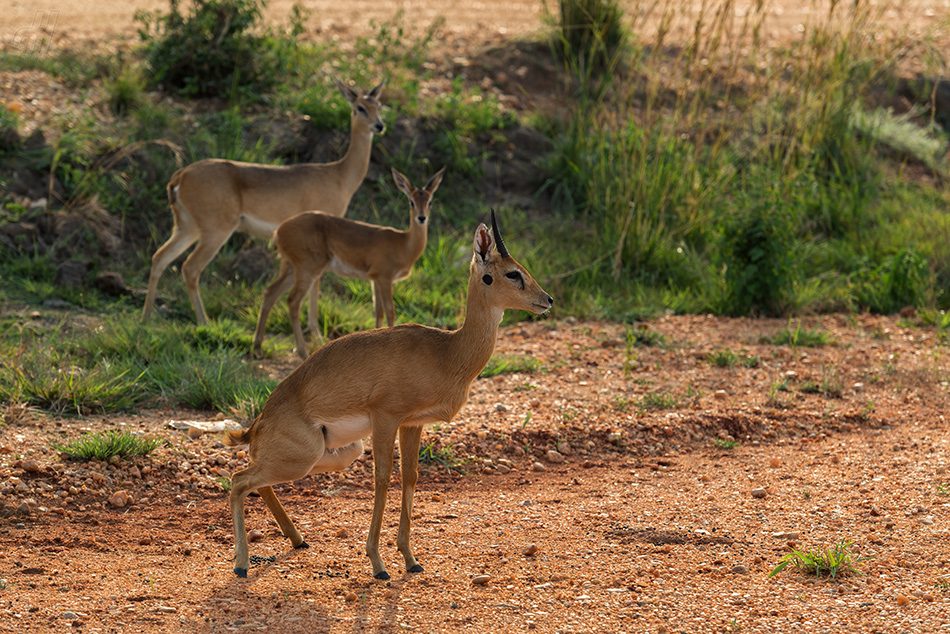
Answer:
[490, 209, 510, 259]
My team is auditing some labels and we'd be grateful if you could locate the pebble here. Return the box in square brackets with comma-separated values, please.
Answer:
[472, 574, 491, 585]
[531, 462, 547, 472]
[494, 403, 508, 413]
[713, 390, 728, 400]
[344, 592, 358, 602]
[20, 460, 42, 474]
[545, 450, 564, 464]
[156, 606, 177, 614]
[731, 565, 748, 574]
[772, 531, 799, 540]
[336, 528, 349, 539]
[751, 488, 767, 499]
[896, 595, 911, 606]
[248, 529, 265, 543]
[920, 516, 935, 526]
[524, 544, 539, 556]
[769, 457, 782, 468]
[138, 536, 152, 546]
[108, 491, 130, 508]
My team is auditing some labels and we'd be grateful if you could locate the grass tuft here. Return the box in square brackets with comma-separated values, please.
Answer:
[769, 539, 868, 580]
[52, 430, 164, 461]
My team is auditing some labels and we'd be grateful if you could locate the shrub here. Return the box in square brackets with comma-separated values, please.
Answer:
[135, 0, 287, 98]
[552, 0, 627, 73]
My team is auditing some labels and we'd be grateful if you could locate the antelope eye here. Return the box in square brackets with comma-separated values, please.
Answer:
[482, 274, 493, 285]
[505, 271, 523, 282]
[357, 105, 367, 114]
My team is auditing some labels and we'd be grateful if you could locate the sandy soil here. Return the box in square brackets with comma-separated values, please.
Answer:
[2, 1, 950, 633]
[2, 314, 949, 633]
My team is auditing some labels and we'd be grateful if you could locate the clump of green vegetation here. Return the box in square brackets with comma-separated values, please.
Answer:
[551, 0, 628, 74]
[480, 354, 544, 378]
[714, 438, 739, 450]
[708, 349, 760, 368]
[639, 390, 679, 411]
[419, 441, 466, 473]
[768, 321, 834, 348]
[135, 0, 299, 98]
[52, 430, 164, 461]
[799, 364, 843, 398]
[769, 539, 868, 580]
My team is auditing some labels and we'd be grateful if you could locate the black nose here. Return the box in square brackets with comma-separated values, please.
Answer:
[545, 295, 554, 307]
[417, 216, 427, 224]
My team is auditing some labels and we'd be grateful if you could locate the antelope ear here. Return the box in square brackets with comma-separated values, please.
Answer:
[425, 166, 446, 195]
[368, 79, 386, 100]
[391, 167, 412, 195]
[336, 78, 359, 105]
[474, 223, 493, 263]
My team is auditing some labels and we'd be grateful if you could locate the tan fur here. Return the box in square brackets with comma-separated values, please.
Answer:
[227, 214, 553, 580]
[142, 79, 386, 325]
[251, 166, 446, 359]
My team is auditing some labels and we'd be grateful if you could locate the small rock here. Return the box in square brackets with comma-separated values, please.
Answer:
[431, 494, 441, 502]
[108, 491, 130, 508]
[335, 528, 349, 539]
[713, 390, 728, 400]
[769, 457, 781, 468]
[524, 544, 539, 556]
[772, 531, 799, 540]
[156, 606, 177, 614]
[545, 450, 564, 464]
[20, 459, 42, 474]
[344, 591, 358, 602]
[662, 426, 674, 438]
[472, 574, 491, 585]
[557, 442, 573, 456]
[138, 536, 152, 546]
[494, 403, 508, 413]
[248, 529, 265, 543]
[869, 504, 882, 517]
[920, 516, 935, 526]
[751, 488, 767, 499]
[531, 462, 547, 472]
[896, 595, 911, 606]
[852, 382, 865, 393]
[731, 565, 748, 574]
[61, 612, 79, 620]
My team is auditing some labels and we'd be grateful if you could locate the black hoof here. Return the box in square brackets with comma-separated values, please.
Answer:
[294, 540, 310, 550]
[234, 567, 248, 578]
[408, 564, 424, 573]
[373, 570, 391, 580]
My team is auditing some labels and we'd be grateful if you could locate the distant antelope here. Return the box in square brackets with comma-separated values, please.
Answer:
[226, 211, 553, 580]
[142, 79, 386, 325]
[252, 166, 446, 360]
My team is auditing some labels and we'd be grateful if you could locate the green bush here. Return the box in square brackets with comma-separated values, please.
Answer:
[135, 0, 288, 98]
[718, 189, 798, 317]
[553, 0, 627, 73]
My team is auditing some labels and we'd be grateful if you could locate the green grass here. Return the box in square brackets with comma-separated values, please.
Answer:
[480, 354, 544, 378]
[769, 539, 868, 580]
[768, 321, 835, 348]
[708, 349, 760, 369]
[51, 430, 164, 461]
[714, 438, 739, 450]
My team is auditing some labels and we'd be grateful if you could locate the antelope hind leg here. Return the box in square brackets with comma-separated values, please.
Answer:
[397, 425, 424, 573]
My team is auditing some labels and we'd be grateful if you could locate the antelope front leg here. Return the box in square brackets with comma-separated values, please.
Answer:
[367, 423, 398, 579]
[397, 425, 424, 573]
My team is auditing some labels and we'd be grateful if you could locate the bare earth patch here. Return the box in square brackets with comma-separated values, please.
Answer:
[1, 314, 949, 632]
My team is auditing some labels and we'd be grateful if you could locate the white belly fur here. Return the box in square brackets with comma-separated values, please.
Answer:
[327, 256, 367, 279]
[320, 414, 372, 450]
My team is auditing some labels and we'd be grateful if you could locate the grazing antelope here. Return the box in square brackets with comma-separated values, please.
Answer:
[251, 166, 446, 360]
[226, 211, 553, 580]
[142, 79, 386, 325]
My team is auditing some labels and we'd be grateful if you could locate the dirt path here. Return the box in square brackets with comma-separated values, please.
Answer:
[2, 315, 949, 632]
